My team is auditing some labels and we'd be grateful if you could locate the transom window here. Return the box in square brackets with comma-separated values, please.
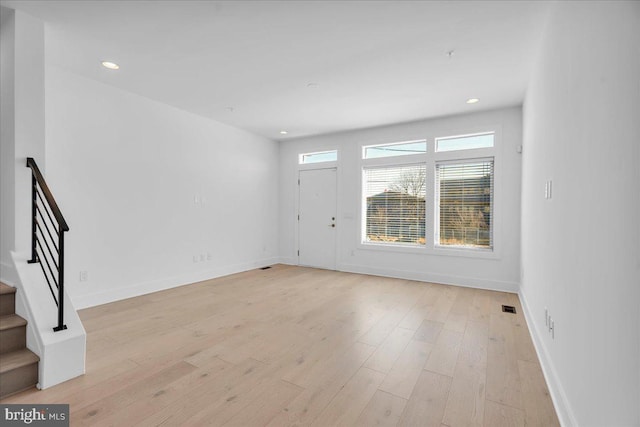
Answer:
[299, 150, 337, 164]
[363, 140, 427, 159]
[435, 132, 494, 152]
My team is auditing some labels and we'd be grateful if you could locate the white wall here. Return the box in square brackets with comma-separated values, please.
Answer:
[0, 9, 85, 390]
[279, 107, 522, 292]
[521, 2, 640, 426]
[0, 6, 16, 281]
[13, 10, 45, 257]
[0, 7, 46, 283]
[45, 66, 280, 308]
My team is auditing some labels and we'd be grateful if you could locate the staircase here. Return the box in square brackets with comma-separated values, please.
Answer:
[0, 282, 39, 399]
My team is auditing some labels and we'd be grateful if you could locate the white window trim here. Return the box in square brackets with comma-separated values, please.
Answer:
[298, 149, 338, 171]
[362, 138, 427, 159]
[434, 156, 495, 252]
[356, 125, 503, 260]
[361, 161, 428, 250]
[435, 131, 495, 153]
[298, 149, 338, 166]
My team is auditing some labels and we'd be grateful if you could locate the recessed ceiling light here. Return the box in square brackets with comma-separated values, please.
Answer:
[307, 82, 319, 89]
[446, 50, 455, 58]
[466, 98, 479, 104]
[280, 130, 288, 135]
[101, 61, 120, 70]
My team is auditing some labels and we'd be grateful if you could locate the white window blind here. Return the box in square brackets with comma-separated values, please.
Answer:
[436, 160, 494, 249]
[363, 164, 426, 246]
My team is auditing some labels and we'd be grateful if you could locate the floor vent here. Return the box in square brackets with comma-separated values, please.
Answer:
[502, 305, 516, 314]
[260, 266, 272, 270]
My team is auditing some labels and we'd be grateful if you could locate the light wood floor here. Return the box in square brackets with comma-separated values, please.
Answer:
[1, 265, 559, 426]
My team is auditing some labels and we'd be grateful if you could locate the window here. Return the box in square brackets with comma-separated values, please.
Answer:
[299, 150, 337, 164]
[436, 160, 494, 249]
[359, 130, 496, 252]
[436, 132, 494, 152]
[363, 164, 426, 246]
[363, 140, 427, 159]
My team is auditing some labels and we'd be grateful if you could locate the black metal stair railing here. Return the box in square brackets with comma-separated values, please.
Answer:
[26, 157, 69, 332]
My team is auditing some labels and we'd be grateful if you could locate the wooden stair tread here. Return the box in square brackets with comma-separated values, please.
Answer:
[0, 314, 27, 331]
[0, 283, 16, 295]
[0, 348, 39, 373]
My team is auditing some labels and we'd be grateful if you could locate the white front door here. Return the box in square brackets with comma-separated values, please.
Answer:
[298, 168, 337, 270]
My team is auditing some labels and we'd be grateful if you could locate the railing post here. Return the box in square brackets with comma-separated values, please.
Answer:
[54, 230, 67, 332]
[28, 173, 38, 264]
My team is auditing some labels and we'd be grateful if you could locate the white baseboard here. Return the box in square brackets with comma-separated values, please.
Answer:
[72, 257, 280, 309]
[278, 256, 297, 266]
[518, 288, 577, 427]
[338, 262, 519, 293]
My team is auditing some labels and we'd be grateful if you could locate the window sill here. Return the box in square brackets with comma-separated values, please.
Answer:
[356, 241, 501, 260]
[358, 241, 427, 254]
[432, 245, 499, 260]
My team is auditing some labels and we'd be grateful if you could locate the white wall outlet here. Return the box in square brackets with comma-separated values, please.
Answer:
[207, 252, 212, 261]
[550, 318, 555, 339]
[79, 271, 88, 282]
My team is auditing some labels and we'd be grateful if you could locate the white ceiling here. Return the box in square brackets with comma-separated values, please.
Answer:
[1, 0, 551, 140]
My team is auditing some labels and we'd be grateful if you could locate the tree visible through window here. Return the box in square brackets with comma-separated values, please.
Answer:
[360, 133, 495, 251]
[363, 165, 426, 245]
[436, 160, 494, 248]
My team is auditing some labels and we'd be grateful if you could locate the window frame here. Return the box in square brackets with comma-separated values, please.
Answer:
[362, 162, 428, 248]
[434, 157, 495, 252]
[357, 126, 502, 259]
[435, 131, 495, 153]
[362, 139, 428, 160]
[298, 149, 338, 165]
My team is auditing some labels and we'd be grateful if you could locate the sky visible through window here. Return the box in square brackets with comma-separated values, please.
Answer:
[436, 133, 494, 152]
[299, 150, 337, 164]
[364, 140, 427, 159]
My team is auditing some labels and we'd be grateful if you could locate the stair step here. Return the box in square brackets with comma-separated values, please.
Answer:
[0, 283, 16, 295]
[0, 349, 39, 398]
[0, 284, 16, 316]
[0, 315, 27, 355]
[0, 348, 39, 374]
[0, 314, 27, 331]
